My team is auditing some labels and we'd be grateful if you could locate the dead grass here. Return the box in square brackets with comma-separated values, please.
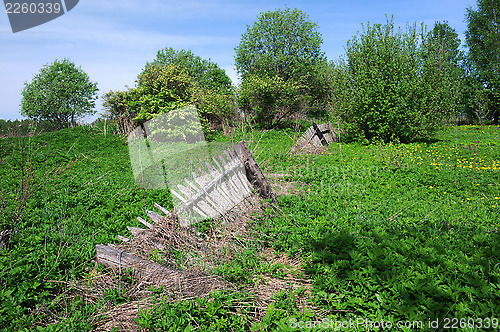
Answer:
[55, 188, 317, 331]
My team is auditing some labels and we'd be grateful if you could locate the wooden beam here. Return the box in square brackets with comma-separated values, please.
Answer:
[154, 202, 172, 217]
[312, 122, 329, 146]
[235, 141, 277, 203]
[96, 244, 183, 278]
[146, 210, 163, 224]
[127, 226, 146, 237]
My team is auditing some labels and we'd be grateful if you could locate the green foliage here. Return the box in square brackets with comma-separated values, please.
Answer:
[0, 125, 173, 331]
[235, 7, 330, 128]
[103, 49, 237, 135]
[133, 64, 198, 123]
[136, 291, 252, 331]
[20, 59, 98, 129]
[235, 7, 324, 82]
[330, 18, 462, 143]
[0, 119, 60, 136]
[238, 74, 305, 129]
[465, 0, 500, 124]
[197, 88, 237, 134]
[148, 47, 233, 95]
[429, 21, 463, 65]
[255, 125, 500, 328]
[102, 89, 135, 120]
[1, 123, 500, 330]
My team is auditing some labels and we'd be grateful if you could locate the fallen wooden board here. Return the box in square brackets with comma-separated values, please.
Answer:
[170, 143, 256, 226]
[96, 244, 183, 279]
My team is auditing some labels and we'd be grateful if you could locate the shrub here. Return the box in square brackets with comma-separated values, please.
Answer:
[330, 18, 461, 143]
[238, 75, 305, 129]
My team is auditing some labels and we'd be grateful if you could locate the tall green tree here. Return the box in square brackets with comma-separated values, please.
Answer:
[429, 21, 462, 65]
[235, 7, 328, 128]
[20, 59, 98, 129]
[423, 21, 465, 123]
[465, 0, 500, 124]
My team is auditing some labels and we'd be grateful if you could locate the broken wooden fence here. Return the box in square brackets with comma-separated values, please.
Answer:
[167, 141, 275, 226]
[96, 141, 276, 274]
[291, 122, 338, 154]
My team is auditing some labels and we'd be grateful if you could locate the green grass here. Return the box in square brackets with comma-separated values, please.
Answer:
[0, 122, 499, 331]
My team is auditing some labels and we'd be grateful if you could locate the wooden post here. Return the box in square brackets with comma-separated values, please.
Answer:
[235, 141, 277, 203]
[313, 122, 329, 146]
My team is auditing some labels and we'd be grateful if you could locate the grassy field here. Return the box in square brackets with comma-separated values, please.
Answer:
[0, 123, 499, 331]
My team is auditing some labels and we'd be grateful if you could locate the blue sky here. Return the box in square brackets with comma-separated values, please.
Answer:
[1, 0, 477, 121]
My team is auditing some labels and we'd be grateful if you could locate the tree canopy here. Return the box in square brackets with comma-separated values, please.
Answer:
[465, 0, 500, 124]
[103, 49, 238, 136]
[235, 7, 329, 128]
[20, 59, 98, 129]
[145, 48, 233, 95]
[234, 7, 325, 82]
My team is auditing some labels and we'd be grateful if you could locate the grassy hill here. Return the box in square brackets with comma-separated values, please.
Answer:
[0, 123, 499, 331]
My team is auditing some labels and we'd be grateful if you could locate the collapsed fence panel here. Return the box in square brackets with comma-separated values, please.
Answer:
[291, 122, 338, 154]
[127, 105, 275, 227]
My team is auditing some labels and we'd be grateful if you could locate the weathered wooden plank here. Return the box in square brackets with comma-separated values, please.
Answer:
[234, 141, 277, 203]
[291, 122, 337, 153]
[137, 216, 152, 229]
[171, 188, 187, 203]
[127, 226, 146, 237]
[179, 159, 248, 215]
[205, 161, 221, 178]
[212, 157, 224, 173]
[313, 122, 329, 146]
[184, 179, 199, 192]
[96, 244, 182, 278]
[146, 210, 163, 224]
[117, 235, 129, 242]
[154, 202, 171, 217]
[177, 184, 194, 199]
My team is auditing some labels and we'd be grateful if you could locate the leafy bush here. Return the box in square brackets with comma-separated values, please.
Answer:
[330, 18, 462, 143]
[136, 291, 252, 331]
[465, 0, 500, 125]
[147, 47, 233, 95]
[133, 64, 197, 123]
[238, 74, 305, 129]
[103, 62, 237, 136]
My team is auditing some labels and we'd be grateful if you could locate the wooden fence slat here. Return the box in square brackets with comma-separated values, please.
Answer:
[184, 179, 199, 192]
[291, 122, 338, 154]
[146, 210, 163, 224]
[177, 184, 194, 199]
[137, 216, 152, 229]
[171, 189, 187, 203]
[127, 226, 146, 236]
[235, 141, 277, 202]
[117, 235, 129, 242]
[154, 202, 171, 217]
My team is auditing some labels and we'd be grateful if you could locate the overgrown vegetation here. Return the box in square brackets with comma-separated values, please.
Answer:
[328, 18, 463, 143]
[2, 1, 500, 330]
[0, 122, 499, 331]
[20, 59, 99, 130]
[235, 7, 330, 129]
[102, 49, 236, 137]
